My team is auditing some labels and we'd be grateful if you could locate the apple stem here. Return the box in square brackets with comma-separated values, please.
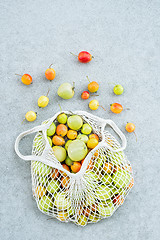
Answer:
[21, 119, 25, 124]
[49, 64, 53, 68]
[73, 82, 75, 91]
[46, 89, 50, 97]
[69, 110, 74, 115]
[90, 94, 99, 97]
[134, 131, 137, 142]
[100, 105, 106, 111]
[124, 108, 130, 111]
[86, 76, 90, 83]
[15, 73, 23, 77]
[108, 82, 117, 85]
[91, 56, 94, 59]
[47, 218, 54, 221]
[58, 104, 63, 112]
[70, 52, 78, 57]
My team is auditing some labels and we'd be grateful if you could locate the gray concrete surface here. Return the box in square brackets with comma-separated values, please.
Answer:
[1, 0, 160, 239]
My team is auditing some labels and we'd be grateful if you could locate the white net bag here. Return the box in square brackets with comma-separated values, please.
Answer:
[15, 111, 134, 226]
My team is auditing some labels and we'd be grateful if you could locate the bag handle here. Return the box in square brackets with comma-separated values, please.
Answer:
[102, 119, 127, 152]
[14, 123, 72, 173]
[14, 124, 50, 161]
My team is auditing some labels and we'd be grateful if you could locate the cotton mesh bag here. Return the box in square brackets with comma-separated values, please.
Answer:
[15, 111, 134, 226]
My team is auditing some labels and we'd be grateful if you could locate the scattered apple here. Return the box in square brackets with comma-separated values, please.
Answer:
[45, 64, 56, 80]
[113, 84, 124, 95]
[25, 111, 37, 122]
[81, 91, 90, 100]
[16, 73, 32, 85]
[78, 51, 93, 63]
[38, 95, 49, 108]
[57, 83, 75, 99]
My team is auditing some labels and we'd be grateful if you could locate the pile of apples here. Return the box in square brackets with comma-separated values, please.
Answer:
[46, 113, 99, 173]
[32, 122, 133, 225]
[31, 111, 134, 225]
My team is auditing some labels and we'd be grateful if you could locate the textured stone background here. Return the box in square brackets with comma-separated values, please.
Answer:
[1, 0, 160, 239]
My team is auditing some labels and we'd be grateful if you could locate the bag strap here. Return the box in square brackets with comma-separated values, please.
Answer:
[14, 124, 49, 161]
[102, 119, 127, 152]
[14, 123, 72, 172]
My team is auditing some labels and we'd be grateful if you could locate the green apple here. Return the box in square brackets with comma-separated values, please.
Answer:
[109, 151, 125, 165]
[77, 215, 88, 226]
[98, 202, 115, 217]
[113, 84, 124, 95]
[38, 196, 53, 212]
[67, 115, 83, 130]
[52, 146, 67, 162]
[113, 169, 131, 188]
[46, 180, 60, 194]
[65, 156, 73, 166]
[81, 123, 92, 135]
[38, 176, 48, 186]
[100, 199, 112, 206]
[68, 207, 75, 216]
[77, 134, 89, 143]
[94, 156, 104, 170]
[89, 214, 100, 223]
[33, 135, 42, 146]
[57, 83, 74, 99]
[109, 186, 119, 196]
[101, 174, 112, 185]
[65, 140, 72, 151]
[57, 113, 67, 124]
[96, 185, 111, 200]
[47, 123, 56, 136]
[68, 140, 87, 161]
[32, 161, 52, 176]
[54, 192, 71, 210]
[110, 186, 125, 196]
[84, 171, 99, 188]
[47, 137, 52, 147]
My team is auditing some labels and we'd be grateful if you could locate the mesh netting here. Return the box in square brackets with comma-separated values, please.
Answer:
[30, 112, 134, 226]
